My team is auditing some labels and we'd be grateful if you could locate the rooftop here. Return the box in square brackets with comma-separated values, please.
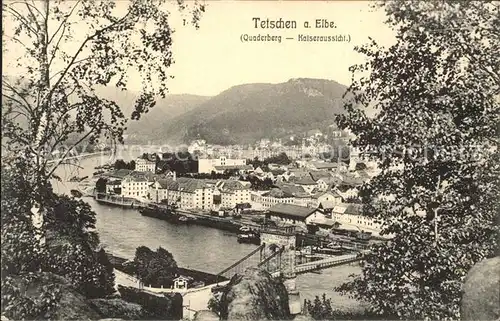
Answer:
[103, 169, 133, 179]
[294, 175, 317, 185]
[219, 180, 250, 193]
[331, 203, 364, 215]
[309, 171, 333, 182]
[271, 183, 310, 198]
[267, 203, 318, 220]
[311, 162, 339, 170]
[214, 165, 254, 171]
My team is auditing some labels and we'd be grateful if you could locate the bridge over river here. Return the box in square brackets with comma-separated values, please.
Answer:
[114, 226, 366, 319]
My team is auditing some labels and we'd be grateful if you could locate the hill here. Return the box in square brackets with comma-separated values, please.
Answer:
[140, 78, 350, 145]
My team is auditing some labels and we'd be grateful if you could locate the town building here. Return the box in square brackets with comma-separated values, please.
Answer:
[316, 176, 342, 192]
[106, 179, 122, 194]
[213, 164, 254, 175]
[135, 157, 156, 172]
[265, 203, 326, 228]
[290, 175, 317, 194]
[307, 161, 345, 172]
[307, 129, 323, 138]
[148, 177, 214, 211]
[198, 156, 247, 174]
[217, 180, 252, 210]
[121, 171, 156, 198]
[331, 203, 382, 233]
[173, 275, 195, 291]
[311, 191, 343, 210]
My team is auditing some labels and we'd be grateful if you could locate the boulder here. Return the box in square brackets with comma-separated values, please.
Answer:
[219, 268, 290, 321]
[461, 256, 500, 321]
[3, 272, 101, 320]
[193, 310, 220, 321]
[117, 285, 183, 320]
[292, 315, 315, 321]
[88, 298, 144, 320]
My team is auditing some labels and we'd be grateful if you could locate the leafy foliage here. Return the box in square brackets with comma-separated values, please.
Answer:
[1, 273, 64, 320]
[157, 151, 199, 174]
[304, 294, 386, 320]
[2, 0, 204, 185]
[134, 246, 178, 287]
[336, 1, 500, 319]
[114, 159, 136, 170]
[118, 285, 183, 320]
[247, 153, 292, 169]
[2, 0, 204, 317]
[1, 162, 44, 277]
[207, 293, 224, 316]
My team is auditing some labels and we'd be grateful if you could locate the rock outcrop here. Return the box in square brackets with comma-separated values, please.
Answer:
[461, 256, 500, 321]
[3, 272, 102, 320]
[117, 285, 183, 320]
[88, 298, 144, 320]
[193, 310, 220, 321]
[292, 315, 315, 321]
[219, 268, 291, 321]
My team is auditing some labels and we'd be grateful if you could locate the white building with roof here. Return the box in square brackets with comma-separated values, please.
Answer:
[198, 156, 247, 174]
[135, 157, 156, 172]
[331, 203, 382, 233]
[266, 203, 326, 229]
[217, 180, 252, 209]
[148, 177, 215, 211]
[122, 172, 155, 198]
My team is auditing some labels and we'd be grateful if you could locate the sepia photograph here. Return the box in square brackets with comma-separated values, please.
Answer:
[1, 0, 499, 320]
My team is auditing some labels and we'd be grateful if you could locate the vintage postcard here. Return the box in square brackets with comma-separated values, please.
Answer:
[1, 0, 498, 320]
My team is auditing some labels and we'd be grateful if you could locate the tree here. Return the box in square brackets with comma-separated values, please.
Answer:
[2, 0, 204, 206]
[114, 159, 135, 170]
[304, 294, 384, 320]
[336, 1, 499, 320]
[355, 163, 367, 171]
[1, 0, 203, 315]
[1, 164, 115, 317]
[1, 161, 43, 279]
[95, 177, 108, 193]
[134, 246, 177, 287]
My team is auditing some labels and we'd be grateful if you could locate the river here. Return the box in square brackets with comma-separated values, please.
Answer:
[52, 153, 363, 311]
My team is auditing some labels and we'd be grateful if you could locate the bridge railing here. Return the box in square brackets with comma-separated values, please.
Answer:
[257, 245, 285, 274]
[294, 255, 360, 274]
[215, 244, 265, 282]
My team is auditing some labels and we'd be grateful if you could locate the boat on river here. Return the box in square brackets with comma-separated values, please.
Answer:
[70, 189, 83, 198]
[139, 204, 179, 223]
[237, 230, 260, 245]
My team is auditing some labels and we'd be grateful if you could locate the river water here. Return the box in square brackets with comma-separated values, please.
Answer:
[52, 153, 363, 311]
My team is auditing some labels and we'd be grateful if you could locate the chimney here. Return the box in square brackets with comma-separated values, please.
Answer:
[173, 171, 177, 181]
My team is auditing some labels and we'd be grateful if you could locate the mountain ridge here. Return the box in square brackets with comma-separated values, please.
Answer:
[147, 77, 349, 145]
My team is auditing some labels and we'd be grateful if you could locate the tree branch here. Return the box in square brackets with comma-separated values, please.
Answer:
[47, 0, 80, 45]
[46, 125, 98, 178]
[3, 34, 30, 49]
[2, 80, 34, 115]
[48, 7, 134, 104]
[2, 94, 31, 118]
[24, 1, 41, 31]
[48, 23, 66, 69]
[6, 6, 38, 35]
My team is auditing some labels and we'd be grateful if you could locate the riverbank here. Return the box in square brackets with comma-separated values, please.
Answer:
[95, 194, 250, 234]
[108, 254, 228, 287]
[53, 156, 366, 313]
[95, 196, 377, 250]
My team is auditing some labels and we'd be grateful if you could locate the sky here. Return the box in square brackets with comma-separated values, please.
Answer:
[3, 0, 397, 96]
[166, 1, 396, 96]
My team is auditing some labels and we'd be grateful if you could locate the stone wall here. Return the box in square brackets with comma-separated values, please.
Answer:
[260, 231, 296, 274]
